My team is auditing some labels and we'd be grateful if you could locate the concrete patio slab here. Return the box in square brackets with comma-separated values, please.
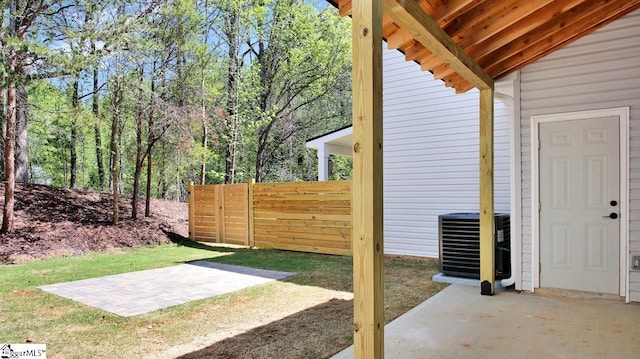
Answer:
[333, 284, 640, 358]
[38, 261, 295, 317]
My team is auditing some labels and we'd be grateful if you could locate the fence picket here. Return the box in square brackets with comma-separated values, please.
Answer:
[188, 180, 352, 255]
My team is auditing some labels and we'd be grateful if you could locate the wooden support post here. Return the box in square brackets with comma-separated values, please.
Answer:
[248, 178, 255, 248]
[479, 87, 495, 295]
[188, 181, 195, 241]
[352, 0, 384, 357]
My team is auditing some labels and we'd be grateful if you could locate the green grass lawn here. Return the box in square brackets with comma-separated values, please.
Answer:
[0, 242, 446, 358]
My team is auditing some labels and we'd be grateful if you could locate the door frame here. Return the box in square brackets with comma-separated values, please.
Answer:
[531, 107, 629, 300]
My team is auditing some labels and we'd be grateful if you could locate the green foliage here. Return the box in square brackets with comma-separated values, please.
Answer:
[3, 0, 353, 203]
[329, 154, 353, 180]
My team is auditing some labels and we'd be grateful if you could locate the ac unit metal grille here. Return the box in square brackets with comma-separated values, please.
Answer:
[439, 213, 510, 280]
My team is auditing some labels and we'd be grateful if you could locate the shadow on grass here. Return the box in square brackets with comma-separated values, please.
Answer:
[164, 232, 249, 253]
[176, 298, 353, 359]
[190, 248, 354, 293]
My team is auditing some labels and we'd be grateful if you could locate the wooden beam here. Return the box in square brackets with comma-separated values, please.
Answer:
[433, 63, 455, 79]
[352, 0, 384, 357]
[479, 88, 495, 295]
[467, 0, 587, 61]
[442, 72, 472, 93]
[382, 0, 493, 90]
[419, 53, 444, 71]
[442, 0, 517, 39]
[339, 0, 353, 16]
[478, 0, 600, 67]
[485, 0, 640, 78]
[453, 0, 554, 49]
[432, 0, 476, 25]
[386, 27, 414, 49]
[404, 42, 430, 61]
[478, 0, 624, 73]
[456, 79, 475, 94]
[382, 13, 395, 27]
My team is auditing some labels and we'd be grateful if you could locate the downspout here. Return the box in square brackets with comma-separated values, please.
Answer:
[494, 91, 517, 288]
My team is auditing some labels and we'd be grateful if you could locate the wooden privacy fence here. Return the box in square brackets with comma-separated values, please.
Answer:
[188, 183, 250, 246]
[188, 180, 352, 255]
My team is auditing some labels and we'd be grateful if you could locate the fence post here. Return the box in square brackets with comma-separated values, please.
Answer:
[248, 178, 255, 248]
[188, 181, 195, 241]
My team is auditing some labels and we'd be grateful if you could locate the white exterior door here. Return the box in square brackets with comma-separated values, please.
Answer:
[539, 117, 620, 294]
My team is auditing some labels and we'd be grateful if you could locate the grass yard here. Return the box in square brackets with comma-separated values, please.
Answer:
[0, 241, 446, 358]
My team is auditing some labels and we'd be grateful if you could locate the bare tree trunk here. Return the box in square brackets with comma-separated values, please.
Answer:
[15, 83, 28, 183]
[145, 145, 152, 217]
[0, 32, 8, 181]
[2, 1, 18, 233]
[224, 0, 239, 184]
[2, 76, 16, 233]
[199, 76, 207, 185]
[110, 87, 121, 225]
[69, 76, 79, 189]
[227, 121, 238, 183]
[159, 140, 168, 199]
[92, 53, 105, 190]
[0, 87, 8, 178]
[197, 1, 210, 185]
[131, 70, 144, 220]
[0, 87, 5, 180]
[131, 125, 142, 219]
[144, 75, 156, 218]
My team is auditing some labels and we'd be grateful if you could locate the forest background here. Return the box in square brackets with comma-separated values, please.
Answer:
[0, 0, 354, 233]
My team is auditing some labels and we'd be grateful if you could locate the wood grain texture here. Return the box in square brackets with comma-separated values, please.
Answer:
[248, 178, 256, 247]
[479, 88, 495, 294]
[189, 180, 354, 254]
[190, 183, 249, 245]
[382, 0, 493, 90]
[352, 0, 385, 357]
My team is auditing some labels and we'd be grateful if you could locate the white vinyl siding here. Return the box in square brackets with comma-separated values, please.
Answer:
[519, 9, 640, 300]
[382, 43, 511, 258]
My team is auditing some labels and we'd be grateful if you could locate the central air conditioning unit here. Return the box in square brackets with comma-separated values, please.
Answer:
[438, 213, 510, 280]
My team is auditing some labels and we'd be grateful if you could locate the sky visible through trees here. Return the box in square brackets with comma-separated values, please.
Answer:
[0, 0, 353, 231]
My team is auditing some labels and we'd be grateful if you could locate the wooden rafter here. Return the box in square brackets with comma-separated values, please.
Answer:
[386, 27, 415, 49]
[431, 0, 476, 25]
[443, 0, 522, 40]
[452, 0, 555, 49]
[404, 42, 431, 61]
[329, 0, 640, 93]
[486, 0, 640, 78]
[465, 0, 586, 61]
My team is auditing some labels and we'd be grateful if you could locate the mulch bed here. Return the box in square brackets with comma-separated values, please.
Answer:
[0, 183, 188, 263]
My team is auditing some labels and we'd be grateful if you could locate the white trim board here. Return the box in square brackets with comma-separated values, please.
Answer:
[530, 107, 630, 301]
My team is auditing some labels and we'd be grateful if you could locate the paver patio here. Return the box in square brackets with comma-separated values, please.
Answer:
[38, 261, 295, 316]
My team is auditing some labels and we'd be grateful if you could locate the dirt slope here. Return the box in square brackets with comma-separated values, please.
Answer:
[0, 183, 188, 263]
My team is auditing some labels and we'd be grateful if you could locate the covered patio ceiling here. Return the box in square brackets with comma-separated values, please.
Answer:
[329, 0, 640, 93]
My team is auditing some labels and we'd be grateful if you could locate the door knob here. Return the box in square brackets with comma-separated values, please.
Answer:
[603, 213, 618, 219]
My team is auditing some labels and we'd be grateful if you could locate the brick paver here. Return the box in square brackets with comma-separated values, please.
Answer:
[38, 261, 295, 316]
